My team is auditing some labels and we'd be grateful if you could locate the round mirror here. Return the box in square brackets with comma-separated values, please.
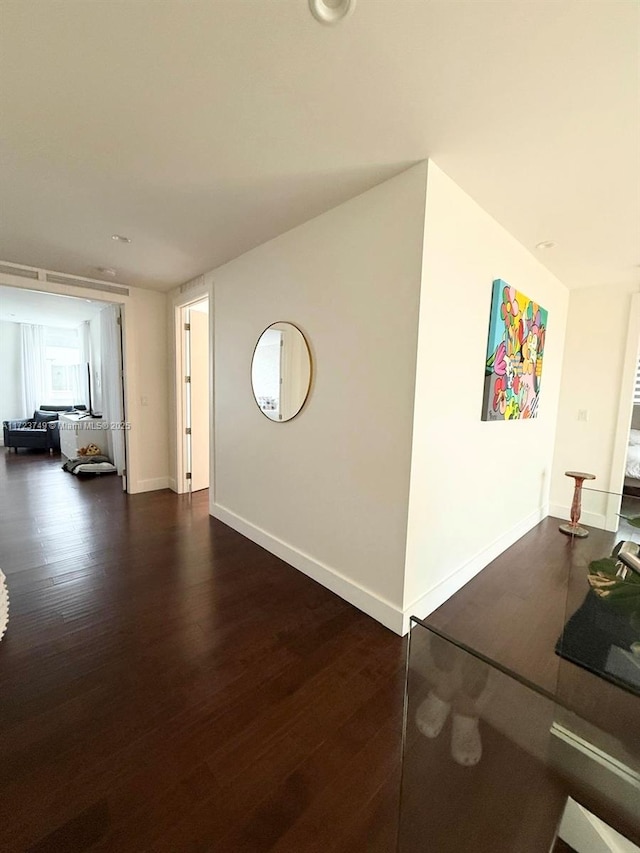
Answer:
[251, 322, 312, 422]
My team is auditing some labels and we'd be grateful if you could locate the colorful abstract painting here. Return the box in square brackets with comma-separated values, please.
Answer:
[481, 279, 548, 421]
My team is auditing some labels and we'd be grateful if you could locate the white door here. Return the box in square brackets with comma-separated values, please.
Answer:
[189, 307, 209, 491]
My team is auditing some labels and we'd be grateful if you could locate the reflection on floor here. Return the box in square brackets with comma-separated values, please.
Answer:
[415, 517, 640, 852]
[401, 617, 640, 852]
[401, 704, 567, 852]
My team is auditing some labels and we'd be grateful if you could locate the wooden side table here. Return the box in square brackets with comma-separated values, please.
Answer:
[559, 471, 596, 538]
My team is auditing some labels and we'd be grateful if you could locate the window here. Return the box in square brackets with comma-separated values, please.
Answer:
[44, 327, 81, 404]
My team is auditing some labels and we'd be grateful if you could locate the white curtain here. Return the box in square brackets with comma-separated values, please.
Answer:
[20, 324, 47, 416]
[69, 322, 91, 409]
[100, 305, 126, 475]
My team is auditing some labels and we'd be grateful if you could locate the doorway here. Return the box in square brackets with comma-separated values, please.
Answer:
[0, 284, 128, 491]
[180, 297, 210, 493]
[602, 292, 640, 533]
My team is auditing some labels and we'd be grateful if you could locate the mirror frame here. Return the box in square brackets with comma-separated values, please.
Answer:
[250, 321, 312, 423]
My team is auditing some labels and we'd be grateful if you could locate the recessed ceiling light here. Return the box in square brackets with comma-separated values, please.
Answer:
[96, 266, 117, 276]
[111, 234, 131, 243]
[535, 240, 557, 250]
[309, 0, 355, 25]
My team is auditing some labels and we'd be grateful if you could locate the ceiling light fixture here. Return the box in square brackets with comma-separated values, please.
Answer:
[96, 266, 117, 276]
[111, 234, 131, 243]
[535, 240, 557, 250]
[309, 0, 355, 25]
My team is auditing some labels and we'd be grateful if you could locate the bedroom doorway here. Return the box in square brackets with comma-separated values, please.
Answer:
[0, 284, 128, 491]
[178, 297, 210, 493]
[615, 352, 640, 543]
[605, 292, 640, 535]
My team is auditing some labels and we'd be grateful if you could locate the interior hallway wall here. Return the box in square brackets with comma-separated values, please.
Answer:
[208, 164, 428, 630]
[402, 163, 570, 628]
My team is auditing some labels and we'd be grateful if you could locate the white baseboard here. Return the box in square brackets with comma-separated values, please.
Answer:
[211, 504, 553, 637]
[549, 503, 610, 531]
[401, 505, 548, 634]
[211, 503, 405, 634]
[167, 477, 190, 495]
[131, 476, 170, 494]
[548, 502, 570, 522]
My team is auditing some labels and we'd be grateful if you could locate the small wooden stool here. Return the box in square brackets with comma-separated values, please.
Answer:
[559, 471, 596, 538]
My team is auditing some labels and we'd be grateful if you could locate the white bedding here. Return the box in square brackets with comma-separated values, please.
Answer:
[626, 444, 640, 479]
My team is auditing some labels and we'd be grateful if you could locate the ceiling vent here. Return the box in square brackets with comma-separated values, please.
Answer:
[0, 260, 130, 296]
[0, 263, 39, 280]
[46, 273, 129, 297]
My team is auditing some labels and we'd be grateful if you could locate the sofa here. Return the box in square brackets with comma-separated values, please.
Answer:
[3, 405, 86, 453]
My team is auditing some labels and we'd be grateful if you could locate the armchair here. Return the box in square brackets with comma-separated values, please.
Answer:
[3, 405, 85, 453]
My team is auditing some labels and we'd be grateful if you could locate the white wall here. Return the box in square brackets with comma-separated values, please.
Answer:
[402, 163, 570, 627]
[208, 164, 428, 629]
[550, 283, 640, 528]
[120, 287, 169, 492]
[0, 321, 22, 441]
[0, 269, 169, 494]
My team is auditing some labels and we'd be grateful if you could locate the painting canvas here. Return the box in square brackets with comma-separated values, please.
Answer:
[481, 279, 548, 421]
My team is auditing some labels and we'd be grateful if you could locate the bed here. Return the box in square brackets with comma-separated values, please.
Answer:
[624, 407, 640, 495]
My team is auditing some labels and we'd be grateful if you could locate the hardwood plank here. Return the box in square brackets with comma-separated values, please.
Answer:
[2, 451, 637, 852]
[26, 801, 110, 853]
[0, 451, 405, 852]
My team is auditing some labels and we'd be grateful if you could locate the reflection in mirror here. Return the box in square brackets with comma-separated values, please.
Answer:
[251, 322, 311, 422]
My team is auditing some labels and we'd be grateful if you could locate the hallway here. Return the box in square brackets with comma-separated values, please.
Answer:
[4, 451, 637, 850]
[0, 451, 404, 852]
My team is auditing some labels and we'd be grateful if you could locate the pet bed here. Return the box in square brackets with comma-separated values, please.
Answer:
[62, 455, 117, 476]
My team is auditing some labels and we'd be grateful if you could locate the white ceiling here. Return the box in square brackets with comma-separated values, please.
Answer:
[0, 286, 106, 327]
[0, 0, 637, 293]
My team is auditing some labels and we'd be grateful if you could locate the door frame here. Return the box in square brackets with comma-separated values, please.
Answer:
[113, 302, 129, 491]
[171, 281, 214, 497]
[605, 292, 640, 529]
[0, 276, 130, 491]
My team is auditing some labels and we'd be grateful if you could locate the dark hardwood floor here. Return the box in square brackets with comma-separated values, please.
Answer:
[429, 514, 640, 744]
[0, 451, 405, 852]
[429, 514, 605, 692]
[1, 451, 637, 851]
